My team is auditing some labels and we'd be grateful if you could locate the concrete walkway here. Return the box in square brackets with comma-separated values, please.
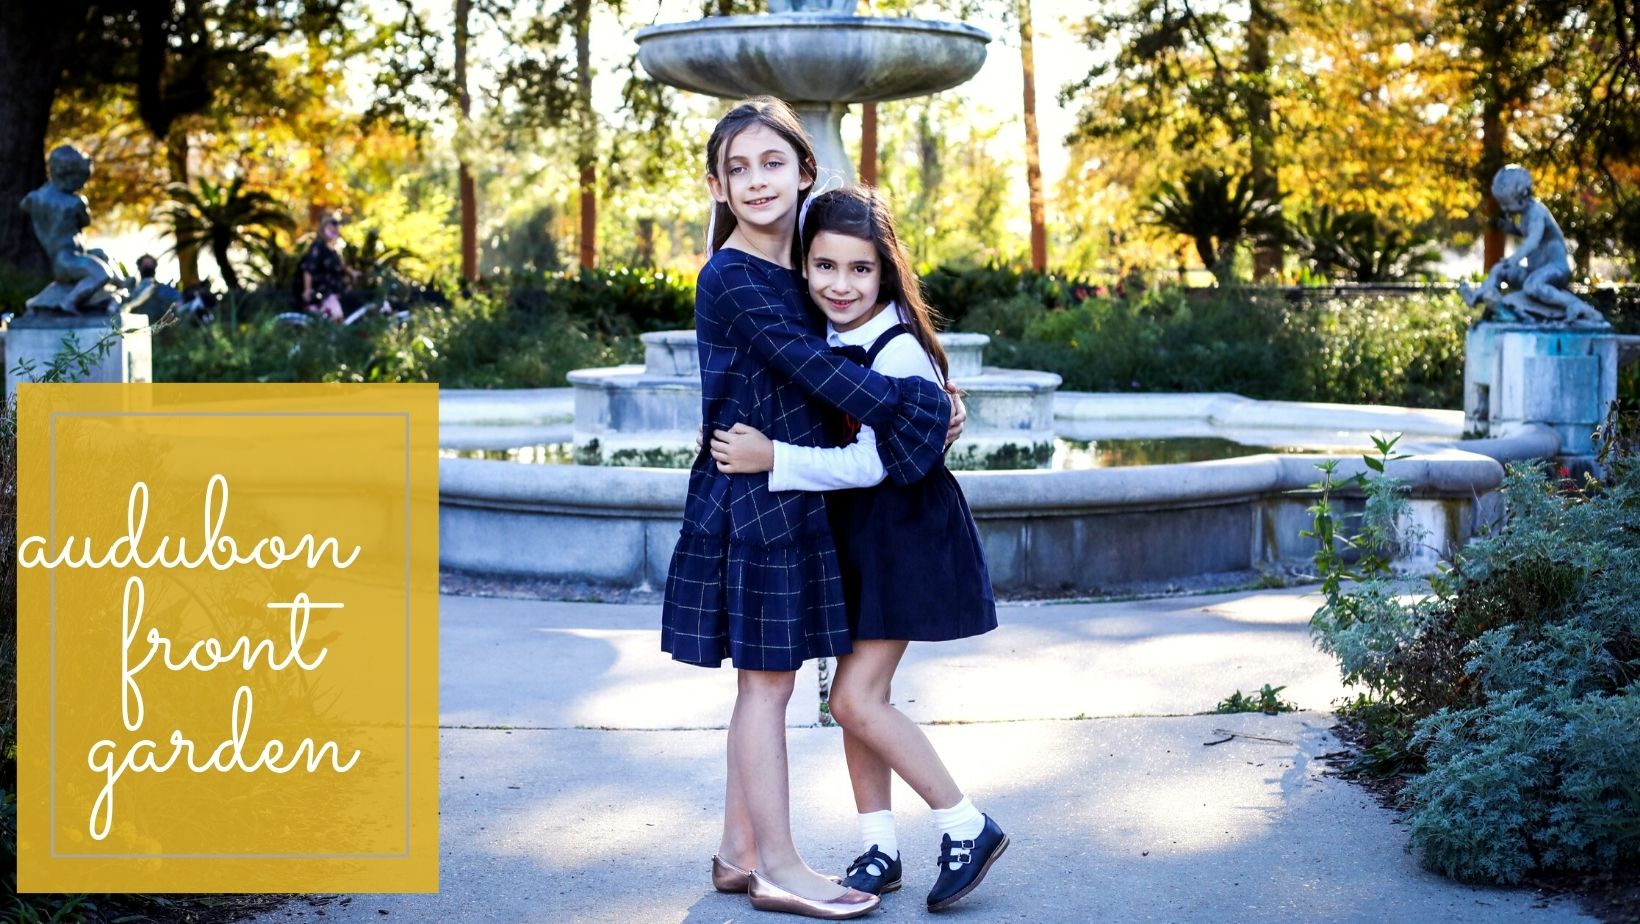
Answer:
[253, 587, 1591, 924]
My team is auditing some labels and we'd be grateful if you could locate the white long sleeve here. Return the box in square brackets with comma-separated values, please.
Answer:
[768, 309, 942, 492]
[769, 423, 886, 491]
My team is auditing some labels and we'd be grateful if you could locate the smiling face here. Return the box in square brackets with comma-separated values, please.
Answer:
[708, 124, 812, 239]
[806, 231, 885, 332]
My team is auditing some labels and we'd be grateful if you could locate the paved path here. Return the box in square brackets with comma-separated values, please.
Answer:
[253, 587, 1591, 924]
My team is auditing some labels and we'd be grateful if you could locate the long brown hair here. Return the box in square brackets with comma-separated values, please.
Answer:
[705, 97, 818, 266]
[800, 186, 950, 380]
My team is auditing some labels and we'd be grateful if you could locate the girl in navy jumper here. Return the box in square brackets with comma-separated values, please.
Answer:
[662, 99, 961, 919]
[710, 187, 1008, 912]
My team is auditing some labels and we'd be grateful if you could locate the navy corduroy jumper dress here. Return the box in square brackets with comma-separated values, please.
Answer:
[660, 249, 951, 671]
[825, 325, 998, 643]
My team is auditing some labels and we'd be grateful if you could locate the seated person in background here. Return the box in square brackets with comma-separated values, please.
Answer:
[299, 212, 361, 321]
[124, 253, 181, 319]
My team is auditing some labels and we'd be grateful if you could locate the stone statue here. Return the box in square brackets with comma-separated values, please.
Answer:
[19, 145, 127, 314]
[766, 0, 860, 13]
[1459, 165, 1606, 327]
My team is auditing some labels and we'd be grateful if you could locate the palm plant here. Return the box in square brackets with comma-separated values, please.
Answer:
[1145, 167, 1286, 283]
[1296, 206, 1440, 283]
[159, 177, 296, 291]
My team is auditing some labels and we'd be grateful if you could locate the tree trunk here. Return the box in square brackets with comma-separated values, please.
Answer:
[456, 0, 478, 282]
[914, 110, 942, 265]
[860, 103, 878, 186]
[1481, 99, 1506, 269]
[0, 4, 84, 274]
[575, 0, 596, 270]
[1477, 0, 1510, 270]
[1246, 0, 1281, 280]
[636, 217, 655, 267]
[1019, 0, 1047, 272]
[165, 126, 201, 289]
[213, 236, 239, 292]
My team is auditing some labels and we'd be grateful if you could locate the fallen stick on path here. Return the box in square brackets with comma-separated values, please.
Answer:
[1203, 729, 1295, 747]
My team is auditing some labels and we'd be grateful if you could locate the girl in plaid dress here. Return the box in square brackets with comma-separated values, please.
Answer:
[711, 187, 1008, 912]
[661, 98, 958, 919]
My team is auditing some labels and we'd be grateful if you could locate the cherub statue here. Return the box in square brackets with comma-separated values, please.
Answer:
[20, 145, 127, 314]
[1459, 165, 1606, 327]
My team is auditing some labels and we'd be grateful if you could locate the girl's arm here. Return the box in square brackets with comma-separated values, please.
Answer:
[770, 424, 884, 491]
[707, 421, 884, 489]
[716, 261, 948, 485]
[765, 334, 941, 490]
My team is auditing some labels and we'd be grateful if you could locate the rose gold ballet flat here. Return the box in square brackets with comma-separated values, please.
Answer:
[747, 870, 880, 919]
[712, 854, 753, 893]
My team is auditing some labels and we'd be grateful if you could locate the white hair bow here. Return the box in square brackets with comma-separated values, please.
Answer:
[798, 166, 849, 238]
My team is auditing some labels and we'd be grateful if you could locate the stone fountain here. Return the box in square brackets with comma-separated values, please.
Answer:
[634, 2, 991, 182]
[580, 5, 1042, 467]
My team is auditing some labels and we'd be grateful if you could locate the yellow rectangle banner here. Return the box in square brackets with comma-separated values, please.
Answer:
[16, 383, 439, 893]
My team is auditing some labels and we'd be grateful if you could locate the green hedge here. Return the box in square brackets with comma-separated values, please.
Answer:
[937, 275, 1472, 409]
[151, 268, 693, 387]
[140, 261, 1477, 407]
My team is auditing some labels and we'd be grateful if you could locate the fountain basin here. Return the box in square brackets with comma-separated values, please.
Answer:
[634, 14, 991, 182]
[438, 389, 1559, 594]
[635, 15, 990, 103]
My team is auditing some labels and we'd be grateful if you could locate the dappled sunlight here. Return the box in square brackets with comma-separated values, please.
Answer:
[894, 616, 1350, 721]
[245, 714, 1586, 923]
[441, 618, 822, 729]
[1199, 592, 1327, 624]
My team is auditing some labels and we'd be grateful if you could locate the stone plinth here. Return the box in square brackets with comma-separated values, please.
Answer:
[4, 311, 152, 401]
[1464, 322, 1618, 457]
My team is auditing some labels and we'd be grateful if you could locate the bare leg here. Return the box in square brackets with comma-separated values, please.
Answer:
[728, 668, 848, 900]
[717, 714, 757, 870]
[842, 710, 895, 814]
[832, 641, 964, 812]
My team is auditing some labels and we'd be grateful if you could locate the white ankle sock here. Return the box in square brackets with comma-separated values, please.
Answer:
[931, 795, 985, 843]
[857, 810, 898, 861]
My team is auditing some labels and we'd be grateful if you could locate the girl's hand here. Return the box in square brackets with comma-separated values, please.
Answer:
[944, 382, 968, 449]
[711, 423, 774, 474]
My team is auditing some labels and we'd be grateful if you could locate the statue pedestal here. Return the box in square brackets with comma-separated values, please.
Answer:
[3, 312, 153, 401]
[1464, 322, 1618, 458]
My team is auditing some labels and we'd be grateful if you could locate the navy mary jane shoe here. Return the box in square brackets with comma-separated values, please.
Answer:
[841, 845, 902, 895]
[926, 815, 1009, 912]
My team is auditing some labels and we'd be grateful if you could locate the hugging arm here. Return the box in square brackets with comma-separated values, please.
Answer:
[718, 263, 948, 484]
[709, 421, 886, 490]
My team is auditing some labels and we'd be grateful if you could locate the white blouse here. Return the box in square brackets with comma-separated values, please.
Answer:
[768, 303, 942, 492]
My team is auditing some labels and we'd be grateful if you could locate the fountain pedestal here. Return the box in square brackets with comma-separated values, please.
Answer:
[1464, 322, 1619, 459]
[4, 312, 152, 400]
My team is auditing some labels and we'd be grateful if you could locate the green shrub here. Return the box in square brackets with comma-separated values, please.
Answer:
[0, 262, 48, 315]
[921, 260, 1097, 331]
[946, 281, 1471, 408]
[1308, 431, 1640, 884]
[153, 272, 677, 386]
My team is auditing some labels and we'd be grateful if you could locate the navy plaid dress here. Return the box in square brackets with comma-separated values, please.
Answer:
[661, 249, 951, 670]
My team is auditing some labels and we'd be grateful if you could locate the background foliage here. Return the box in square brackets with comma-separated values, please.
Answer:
[1309, 437, 1640, 884]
